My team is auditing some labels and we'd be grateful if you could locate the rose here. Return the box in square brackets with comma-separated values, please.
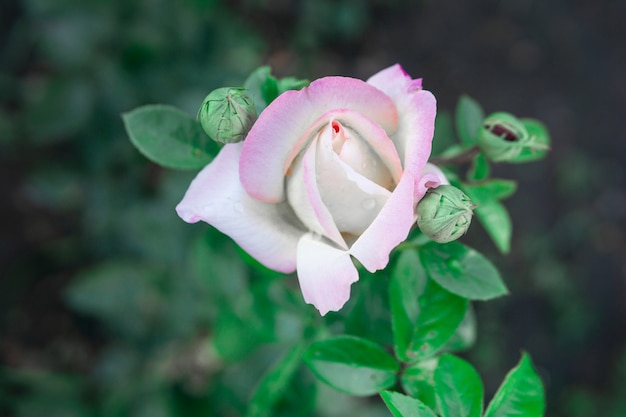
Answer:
[176, 64, 447, 315]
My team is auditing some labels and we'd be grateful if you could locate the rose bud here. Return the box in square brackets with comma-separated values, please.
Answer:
[198, 87, 257, 144]
[417, 185, 474, 243]
[478, 112, 549, 162]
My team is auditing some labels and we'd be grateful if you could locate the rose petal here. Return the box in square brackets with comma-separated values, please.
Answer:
[367, 64, 436, 176]
[347, 164, 447, 272]
[296, 233, 359, 315]
[349, 172, 416, 272]
[316, 123, 392, 237]
[176, 143, 305, 273]
[241, 76, 399, 203]
[284, 109, 402, 187]
[415, 163, 449, 200]
[287, 139, 347, 248]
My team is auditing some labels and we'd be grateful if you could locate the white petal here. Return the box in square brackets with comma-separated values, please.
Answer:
[415, 162, 450, 200]
[316, 124, 391, 237]
[296, 233, 359, 315]
[287, 140, 347, 248]
[176, 143, 305, 273]
[350, 172, 416, 272]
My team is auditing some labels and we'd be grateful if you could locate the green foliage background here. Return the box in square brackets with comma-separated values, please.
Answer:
[1, 0, 625, 416]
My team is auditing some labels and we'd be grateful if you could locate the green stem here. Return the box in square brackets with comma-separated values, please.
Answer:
[430, 146, 480, 166]
[395, 241, 421, 251]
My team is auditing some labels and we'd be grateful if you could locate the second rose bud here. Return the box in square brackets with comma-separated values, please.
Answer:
[417, 185, 475, 243]
[198, 87, 257, 144]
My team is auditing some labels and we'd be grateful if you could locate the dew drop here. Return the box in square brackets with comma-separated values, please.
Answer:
[361, 198, 376, 210]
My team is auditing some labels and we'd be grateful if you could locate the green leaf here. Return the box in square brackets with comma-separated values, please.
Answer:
[381, 391, 438, 417]
[419, 242, 508, 300]
[509, 119, 551, 163]
[434, 354, 483, 417]
[463, 180, 517, 201]
[212, 274, 288, 362]
[243, 67, 277, 109]
[246, 342, 307, 417]
[477, 200, 512, 254]
[400, 358, 439, 411]
[455, 95, 485, 146]
[277, 76, 310, 94]
[244, 67, 309, 114]
[302, 335, 399, 396]
[213, 305, 264, 362]
[123, 104, 219, 170]
[190, 232, 247, 304]
[467, 153, 490, 181]
[390, 250, 468, 362]
[345, 269, 393, 348]
[484, 353, 545, 417]
[461, 182, 514, 254]
[443, 305, 477, 352]
[432, 111, 456, 157]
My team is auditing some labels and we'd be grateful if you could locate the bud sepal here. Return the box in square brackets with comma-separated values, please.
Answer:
[478, 112, 550, 162]
[417, 185, 475, 244]
[198, 87, 257, 144]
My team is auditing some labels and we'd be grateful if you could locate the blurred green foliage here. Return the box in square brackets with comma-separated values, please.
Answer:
[1, 0, 625, 416]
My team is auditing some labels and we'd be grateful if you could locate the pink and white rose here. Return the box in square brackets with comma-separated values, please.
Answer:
[176, 64, 447, 315]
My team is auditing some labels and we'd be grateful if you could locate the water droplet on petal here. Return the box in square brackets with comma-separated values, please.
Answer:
[361, 198, 376, 211]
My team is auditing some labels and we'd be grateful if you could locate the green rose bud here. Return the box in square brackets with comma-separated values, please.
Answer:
[198, 87, 257, 144]
[478, 112, 549, 162]
[417, 185, 474, 243]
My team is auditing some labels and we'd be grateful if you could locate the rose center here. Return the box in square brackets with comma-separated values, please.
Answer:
[327, 120, 394, 190]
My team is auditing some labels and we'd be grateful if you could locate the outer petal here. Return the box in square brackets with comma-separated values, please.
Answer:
[367, 64, 436, 176]
[240, 76, 398, 203]
[296, 233, 359, 315]
[415, 162, 449, 200]
[349, 172, 416, 272]
[176, 143, 305, 273]
[349, 65, 437, 272]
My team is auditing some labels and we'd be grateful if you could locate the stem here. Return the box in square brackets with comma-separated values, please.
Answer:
[429, 145, 480, 166]
[394, 241, 421, 251]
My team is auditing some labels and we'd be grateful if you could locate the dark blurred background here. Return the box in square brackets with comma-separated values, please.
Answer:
[1, 0, 625, 416]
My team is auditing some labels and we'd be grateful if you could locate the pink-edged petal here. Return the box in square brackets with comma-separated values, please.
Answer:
[240, 76, 398, 203]
[296, 233, 359, 315]
[284, 109, 402, 186]
[415, 163, 449, 200]
[176, 143, 305, 273]
[367, 64, 437, 176]
[335, 109, 403, 185]
[316, 124, 391, 237]
[349, 172, 416, 272]
[287, 140, 347, 248]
